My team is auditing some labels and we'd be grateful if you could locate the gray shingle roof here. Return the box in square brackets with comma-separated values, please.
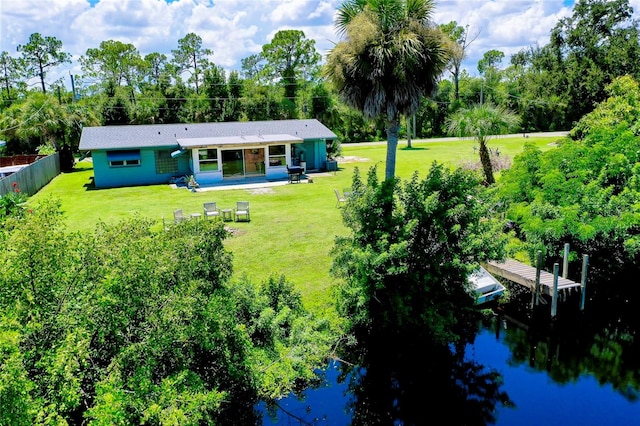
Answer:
[78, 119, 337, 151]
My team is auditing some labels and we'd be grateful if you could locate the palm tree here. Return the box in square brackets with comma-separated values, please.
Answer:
[0, 92, 100, 169]
[324, 0, 450, 180]
[446, 102, 520, 184]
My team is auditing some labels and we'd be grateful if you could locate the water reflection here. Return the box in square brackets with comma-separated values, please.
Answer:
[258, 317, 512, 425]
[334, 323, 513, 425]
[495, 267, 640, 405]
[257, 268, 640, 425]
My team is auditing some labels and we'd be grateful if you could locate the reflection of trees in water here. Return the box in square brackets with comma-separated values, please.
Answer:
[337, 325, 513, 425]
[495, 267, 640, 403]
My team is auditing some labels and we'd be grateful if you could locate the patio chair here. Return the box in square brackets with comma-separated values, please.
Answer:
[203, 202, 220, 219]
[174, 209, 187, 223]
[234, 201, 250, 222]
[334, 189, 346, 207]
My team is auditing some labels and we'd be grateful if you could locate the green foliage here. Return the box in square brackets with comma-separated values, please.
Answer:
[0, 198, 335, 423]
[325, 0, 450, 179]
[229, 274, 334, 399]
[0, 182, 27, 223]
[0, 324, 36, 426]
[510, 0, 640, 130]
[261, 30, 321, 100]
[571, 75, 640, 140]
[79, 40, 144, 96]
[446, 102, 520, 184]
[171, 33, 212, 96]
[17, 33, 71, 94]
[332, 165, 506, 344]
[497, 116, 640, 271]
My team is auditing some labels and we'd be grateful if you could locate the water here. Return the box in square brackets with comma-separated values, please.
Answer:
[258, 311, 640, 425]
[257, 360, 352, 425]
[469, 318, 640, 425]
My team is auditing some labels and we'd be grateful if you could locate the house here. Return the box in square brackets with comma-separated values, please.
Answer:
[78, 119, 338, 189]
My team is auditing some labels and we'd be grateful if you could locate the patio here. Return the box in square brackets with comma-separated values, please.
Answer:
[171, 171, 329, 192]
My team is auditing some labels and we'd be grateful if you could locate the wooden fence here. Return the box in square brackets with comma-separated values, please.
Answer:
[0, 153, 60, 197]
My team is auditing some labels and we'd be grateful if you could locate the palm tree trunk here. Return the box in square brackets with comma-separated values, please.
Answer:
[385, 119, 400, 180]
[478, 138, 495, 184]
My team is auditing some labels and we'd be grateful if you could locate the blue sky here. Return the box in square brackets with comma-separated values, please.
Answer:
[1, 0, 633, 89]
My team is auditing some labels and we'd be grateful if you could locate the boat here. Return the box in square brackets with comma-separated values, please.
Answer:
[469, 265, 506, 305]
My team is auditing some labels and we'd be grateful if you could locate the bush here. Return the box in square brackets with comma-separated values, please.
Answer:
[0, 182, 27, 221]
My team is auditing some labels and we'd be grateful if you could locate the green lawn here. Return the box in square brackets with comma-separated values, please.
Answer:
[31, 134, 561, 314]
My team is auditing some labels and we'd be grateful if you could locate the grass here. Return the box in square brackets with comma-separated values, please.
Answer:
[30, 134, 562, 314]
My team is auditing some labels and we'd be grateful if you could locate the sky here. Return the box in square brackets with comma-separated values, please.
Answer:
[1, 0, 638, 90]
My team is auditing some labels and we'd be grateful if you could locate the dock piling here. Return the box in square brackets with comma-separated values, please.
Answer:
[562, 243, 570, 279]
[534, 250, 542, 307]
[551, 263, 559, 318]
[580, 254, 589, 311]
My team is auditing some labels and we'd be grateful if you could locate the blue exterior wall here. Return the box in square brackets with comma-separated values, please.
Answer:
[92, 148, 191, 188]
[91, 138, 332, 188]
[194, 169, 223, 185]
[294, 139, 327, 170]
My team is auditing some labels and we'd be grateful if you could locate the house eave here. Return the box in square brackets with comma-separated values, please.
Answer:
[176, 134, 303, 149]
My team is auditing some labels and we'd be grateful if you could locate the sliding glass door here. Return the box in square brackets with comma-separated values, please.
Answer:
[221, 149, 244, 178]
[244, 148, 265, 176]
[221, 148, 266, 178]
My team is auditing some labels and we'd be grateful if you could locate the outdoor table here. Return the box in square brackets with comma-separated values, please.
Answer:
[221, 209, 233, 222]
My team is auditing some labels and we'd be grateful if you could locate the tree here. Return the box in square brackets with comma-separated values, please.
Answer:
[477, 49, 505, 105]
[0, 92, 99, 168]
[17, 33, 71, 94]
[225, 70, 243, 121]
[79, 40, 144, 102]
[477, 49, 504, 77]
[100, 85, 133, 125]
[513, 0, 640, 129]
[440, 22, 479, 101]
[142, 52, 171, 88]
[496, 83, 640, 286]
[203, 65, 228, 121]
[0, 200, 334, 424]
[261, 30, 321, 101]
[172, 33, 212, 95]
[0, 51, 24, 102]
[240, 54, 264, 80]
[332, 165, 505, 342]
[446, 102, 520, 184]
[324, 0, 450, 181]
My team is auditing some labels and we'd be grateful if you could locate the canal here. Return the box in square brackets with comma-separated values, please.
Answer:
[258, 283, 640, 425]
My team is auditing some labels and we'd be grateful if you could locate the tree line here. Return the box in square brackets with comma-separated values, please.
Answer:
[2, 0, 640, 157]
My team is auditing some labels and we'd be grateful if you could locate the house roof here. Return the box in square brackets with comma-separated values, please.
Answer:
[78, 119, 337, 151]
[177, 134, 303, 149]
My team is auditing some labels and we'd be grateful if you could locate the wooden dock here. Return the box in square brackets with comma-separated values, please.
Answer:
[481, 246, 589, 318]
[482, 258, 582, 297]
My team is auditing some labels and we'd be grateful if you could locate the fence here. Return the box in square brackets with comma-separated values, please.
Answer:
[0, 153, 60, 197]
[0, 154, 47, 167]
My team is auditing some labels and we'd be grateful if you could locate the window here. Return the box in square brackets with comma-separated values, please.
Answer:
[107, 150, 141, 167]
[155, 150, 178, 174]
[268, 145, 286, 167]
[198, 149, 219, 172]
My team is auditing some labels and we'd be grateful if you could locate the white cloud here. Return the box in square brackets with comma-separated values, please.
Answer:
[434, 0, 573, 73]
[269, 0, 309, 24]
[2, 0, 637, 85]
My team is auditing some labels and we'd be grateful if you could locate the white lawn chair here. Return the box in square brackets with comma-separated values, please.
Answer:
[234, 201, 250, 222]
[334, 189, 346, 207]
[174, 209, 187, 223]
[203, 202, 220, 219]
